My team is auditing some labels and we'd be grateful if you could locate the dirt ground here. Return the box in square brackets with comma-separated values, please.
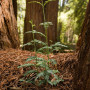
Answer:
[0, 49, 77, 90]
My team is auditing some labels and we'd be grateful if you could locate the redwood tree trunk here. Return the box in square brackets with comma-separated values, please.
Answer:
[24, 0, 44, 50]
[74, 1, 90, 90]
[46, 0, 58, 45]
[0, 0, 20, 49]
[13, 0, 17, 19]
[24, 0, 58, 50]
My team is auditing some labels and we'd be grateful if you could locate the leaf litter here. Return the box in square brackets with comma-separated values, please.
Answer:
[0, 49, 77, 90]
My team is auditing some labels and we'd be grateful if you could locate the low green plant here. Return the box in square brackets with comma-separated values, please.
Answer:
[51, 42, 68, 53]
[38, 42, 67, 54]
[18, 56, 64, 86]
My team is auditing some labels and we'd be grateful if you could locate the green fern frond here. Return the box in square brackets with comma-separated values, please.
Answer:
[23, 42, 32, 47]
[24, 70, 37, 76]
[26, 56, 36, 62]
[35, 71, 45, 81]
[38, 46, 52, 51]
[25, 30, 46, 37]
[31, 39, 46, 45]
[48, 59, 57, 65]
[18, 63, 35, 68]
[40, 22, 53, 29]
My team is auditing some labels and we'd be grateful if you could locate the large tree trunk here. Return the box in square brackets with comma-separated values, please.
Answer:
[0, 0, 20, 49]
[24, 0, 58, 50]
[74, 1, 90, 90]
[13, 0, 17, 19]
[45, 0, 58, 45]
[76, 0, 89, 51]
[24, 0, 44, 50]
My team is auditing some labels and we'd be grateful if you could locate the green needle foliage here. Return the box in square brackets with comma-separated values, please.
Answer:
[23, 20, 46, 51]
[51, 42, 67, 53]
[18, 0, 65, 86]
[18, 56, 64, 86]
[38, 42, 67, 54]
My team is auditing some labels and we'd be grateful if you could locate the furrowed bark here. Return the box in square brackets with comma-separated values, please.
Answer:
[0, 0, 20, 49]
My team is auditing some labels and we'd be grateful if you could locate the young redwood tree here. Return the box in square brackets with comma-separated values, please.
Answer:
[0, 0, 20, 49]
[24, 0, 59, 50]
[74, 1, 90, 90]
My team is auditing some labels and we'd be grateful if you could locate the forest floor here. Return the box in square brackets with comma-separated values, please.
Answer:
[0, 49, 77, 90]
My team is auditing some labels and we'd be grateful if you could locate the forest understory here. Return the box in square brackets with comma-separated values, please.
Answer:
[0, 49, 77, 90]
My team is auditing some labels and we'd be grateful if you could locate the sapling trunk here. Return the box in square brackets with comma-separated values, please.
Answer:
[31, 22, 38, 65]
[33, 33, 37, 64]
[42, 0, 50, 69]
[42, 1, 46, 23]
[42, 1, 48, 45]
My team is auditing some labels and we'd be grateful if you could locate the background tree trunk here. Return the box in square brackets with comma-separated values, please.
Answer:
[76, 0, 90, 51]
[0, 0, 20, 50]
[24, 0, 58, 50]
[74, 1, 90, 90]
[24, 0, 44, 50]
[13, 0, 17, 19]
[45, 0, 58, 45]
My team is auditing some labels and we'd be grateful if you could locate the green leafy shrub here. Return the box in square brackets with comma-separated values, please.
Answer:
[18, 56, 64, 86]
[38, 42, 67, 54]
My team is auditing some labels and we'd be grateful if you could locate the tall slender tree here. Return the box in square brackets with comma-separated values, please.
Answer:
[0, 0, 20, 49]
[74, 0, 90, 90]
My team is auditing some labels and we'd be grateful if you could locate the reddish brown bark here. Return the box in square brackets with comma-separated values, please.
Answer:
[74, 1, 90, 90]
[76, 0, 90, 51]
[24, 0, 44, 50]
[46, 0, 58, 45]
[0, 0, 20, 49]
[24, 0, 58, 50]
[13, 0, 17, 19]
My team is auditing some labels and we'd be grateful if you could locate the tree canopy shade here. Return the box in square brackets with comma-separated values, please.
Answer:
[0, 0, 20, 49]
[74, 0, 90, 89]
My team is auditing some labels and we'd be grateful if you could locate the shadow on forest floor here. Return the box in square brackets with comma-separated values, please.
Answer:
[0, 49, 77, 90]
